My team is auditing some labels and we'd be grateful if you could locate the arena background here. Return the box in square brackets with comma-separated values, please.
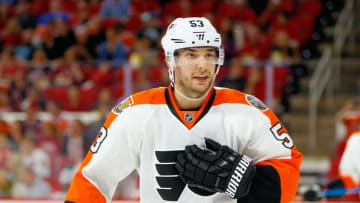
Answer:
[0, 0, 359, 202]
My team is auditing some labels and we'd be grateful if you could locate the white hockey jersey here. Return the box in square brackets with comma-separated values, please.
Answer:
[65, 86, 303, 203]
[338, 131, 360, 188]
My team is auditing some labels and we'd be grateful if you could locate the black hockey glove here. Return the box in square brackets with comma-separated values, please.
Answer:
[175, 138, 256, 199]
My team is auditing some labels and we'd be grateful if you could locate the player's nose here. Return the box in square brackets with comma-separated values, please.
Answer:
[195, 56, 210, 70]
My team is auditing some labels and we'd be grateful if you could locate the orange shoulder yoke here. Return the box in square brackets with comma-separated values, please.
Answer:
[131, 87, 167, 106]
[213, 88, 248, 106]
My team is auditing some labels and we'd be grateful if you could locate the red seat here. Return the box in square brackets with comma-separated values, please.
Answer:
[113, 68, 140, 85]
[109, 86, 125, 101]
[215, 67, 229, 84]
[42, 87, 68, 106]
[298, 0, 322, 18]
[149, 66, 164, 85]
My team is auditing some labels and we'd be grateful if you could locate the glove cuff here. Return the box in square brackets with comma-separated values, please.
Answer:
[225, 155, 255, 198]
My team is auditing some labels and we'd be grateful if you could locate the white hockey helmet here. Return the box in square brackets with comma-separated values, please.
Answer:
[161, 17, 224, 85]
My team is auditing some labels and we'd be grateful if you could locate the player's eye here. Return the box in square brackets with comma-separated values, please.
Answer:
[205, 53, 216, 60]
[185, 53, 196, 59]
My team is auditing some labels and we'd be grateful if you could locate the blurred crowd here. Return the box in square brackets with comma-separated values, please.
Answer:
[0, 0, 335, 199]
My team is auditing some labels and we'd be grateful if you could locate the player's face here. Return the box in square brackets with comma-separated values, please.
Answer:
[174, 47, 217, 98]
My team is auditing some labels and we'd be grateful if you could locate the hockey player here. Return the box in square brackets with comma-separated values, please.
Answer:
[303, 130, 360, 201]
[65, 17, 303, 203]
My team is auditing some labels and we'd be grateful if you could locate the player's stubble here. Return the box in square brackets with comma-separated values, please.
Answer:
[174, 64, 215, 99]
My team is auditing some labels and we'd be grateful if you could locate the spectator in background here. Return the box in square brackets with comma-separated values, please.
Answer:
[88, 0, 102, 17]
[15, 1, 37, 29]
[216, 0, 257, 23]
[29, 0, 47, 17]
[0, 169, 12, 197]
[244, 66, 262, 97]
[73, 26, 93, 61]
[1, 18, 22, 48]
[58, 160, 81, 193]
[89, 62, 112, 87]
[239, 23, 270, 65]
[92, 88, 114, 110]
[0, 2, 10, 33]
[39, 22, 58, 60]
[132, 0, 161, 18]
[0, 135, 13, 170]
[217, 17, 236, 61]
[52, 20, 76, 57]
[270, 30, 299, 66]
[23, 107, 41, 140]
[270, 30, 307, 95]
[19, 137, 51, 179]
[8, 71, 29, 111]
[20, 87, 45, 111]
[84, 103, 109, 152]
[28, 49, 52, 90]
[0, 91, 11, 112]
[41, 19, 76, 60]
[8, 120, 24, 151]
[15, 29, 35, 61]
[137, 17, 163, 48]
[131, 36, 158, 69]
[53, 47, 85, 87]
[38, 121, 62, 158]
[68, 0, 90, 28]
[100, 0, 131, 23]
[37, 0, 69, 25]
[45, 100, 68, 134]
[10, 166, 51, 198]
[218, 57, 247, 91]
[132, 69, 155, 92]
[63, 85, 87, 111]
[63, 119, 85, 162]
[86, 16, 106, 58]
[0, 48, 29, 81]
[164, 0, 191, 18]
[97, 24, 128, 67]
[257, 0, 294, 31]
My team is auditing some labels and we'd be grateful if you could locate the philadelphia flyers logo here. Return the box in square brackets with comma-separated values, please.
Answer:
[155, 150, 215, 201]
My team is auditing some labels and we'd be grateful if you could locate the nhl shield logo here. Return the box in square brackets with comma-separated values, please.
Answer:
[184, 113, 194, 123]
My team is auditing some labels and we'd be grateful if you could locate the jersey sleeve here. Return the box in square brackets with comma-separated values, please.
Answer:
[65, 110, 141, 203]
[338, 132, 360, 188]
[239, 107, 303, 203]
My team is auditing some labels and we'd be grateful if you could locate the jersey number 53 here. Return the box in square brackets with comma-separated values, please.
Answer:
[270, 122, 294, 149]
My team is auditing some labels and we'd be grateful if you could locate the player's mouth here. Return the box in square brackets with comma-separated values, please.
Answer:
[193, 76, 209, 83]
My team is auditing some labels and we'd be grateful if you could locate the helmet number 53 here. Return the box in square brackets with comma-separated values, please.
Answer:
[90, 126, 107, 153]
[189, 20, 204, 27]
[270, 122, 294, 149]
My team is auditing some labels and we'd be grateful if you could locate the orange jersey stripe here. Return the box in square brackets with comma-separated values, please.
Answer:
[213, 88, 248, 106]
[339, 175, 357, 189]
[257, 147, 303, 203]
[131, 87, 167, 106]
[65, 112, 118, 202]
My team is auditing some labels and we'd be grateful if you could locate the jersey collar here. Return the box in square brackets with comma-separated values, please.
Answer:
[165, 84, 216, 130]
